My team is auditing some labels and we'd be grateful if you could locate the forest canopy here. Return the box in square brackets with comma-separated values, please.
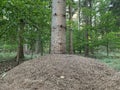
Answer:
[0, 0, 120, 60]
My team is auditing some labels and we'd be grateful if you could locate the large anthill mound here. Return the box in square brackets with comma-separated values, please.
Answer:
[0, 54, 120, 90]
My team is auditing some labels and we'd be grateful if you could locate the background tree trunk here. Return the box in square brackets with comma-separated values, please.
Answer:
[84, 0, 92, 57]
[51, 0, 66, 54]
[16, 19, 25, 63]
[84, 28, 89, 56]
[83, 0, 89, 56]
[35, 30, 43, 56]
[68, 2, 73, 54]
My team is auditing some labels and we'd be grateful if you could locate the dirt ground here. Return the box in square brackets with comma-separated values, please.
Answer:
[0, 60, 18, 75]
[0, 54, 120, 90]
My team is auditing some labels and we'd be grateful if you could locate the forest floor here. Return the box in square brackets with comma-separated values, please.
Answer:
[0, 52, 33, 74]
[0, 54, 120, 90]
[0, 59, 18, 75]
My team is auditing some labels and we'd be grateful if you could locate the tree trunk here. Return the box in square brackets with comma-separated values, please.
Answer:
[68, 3, 73, 54]
[35, 36, 41, 54]
[24, 44, 29, 54]
[35, 31, 43, 56]
[16, 19, 25, 63]
[51, 0, 66, 54]
[78, 0, 81, 31]
[84, 29, 89, 56]
[36, 38, 43, 56]
[83, 0, 89, 57]
[84, 0, 92, 57]
[106, 40, 109, 56]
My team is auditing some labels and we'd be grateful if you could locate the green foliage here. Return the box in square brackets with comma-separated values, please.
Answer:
[3, 44, 17, 51]
[94, 48, 120, 71]
[100, 58, 120, 71]
[0, 0, 51, 53]
[0, 0, 119, 58]
[0, 52, 16, 62]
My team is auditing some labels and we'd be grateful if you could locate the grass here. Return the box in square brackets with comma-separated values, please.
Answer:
[94, 51, 120, 71]
[99, 58, 120, 71]
[0, 52, 16, 62]
[0, 52, 41, 62]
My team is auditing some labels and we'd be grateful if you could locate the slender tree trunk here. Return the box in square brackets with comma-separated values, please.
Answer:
[36, 37, 43, 56]
[106, 40, 109, 56]
[83, 0, 89, 57]
[51, 0, 66, 54]
[16, 19, 25, 63]
[78, 0, 82, 54]
[35, 30, 43, 56]
[24, 44, 29, 54]
[68, 2, 73, 54]
[35, 39, 43, 56]
[84, 29, 89, 56]
[35, 36, 41, 54]
[78, 0, 81, 31]
[89, 0, 94, 55]
[84, 0, 92, 57]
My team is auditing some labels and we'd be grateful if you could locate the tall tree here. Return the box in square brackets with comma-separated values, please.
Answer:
[68, 0, 73, 54]
[82, 0, 92, 56]
[110, 0, 120, 28]
[51, 0, 66, 54]
[16, 19, 25, 63]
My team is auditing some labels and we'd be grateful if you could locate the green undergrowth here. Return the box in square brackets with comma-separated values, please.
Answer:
[99, 58, 120, 71]
[94, 51, 120, 71]
[0, 52, 40, 62]
[0, 52, 16, 62]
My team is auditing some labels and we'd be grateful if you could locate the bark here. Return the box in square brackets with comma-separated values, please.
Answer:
[106, 40, 109, 56]
[78, 0, 82, 54]
[78, 0, 81, 31]
[24, 44, 29, 54]
[35, 36, 41, 54]
[84, 29, 89, 56]
[68, 3, 73, 54]
[35, 31, 43, 56]
[35, 39, 43, 56]
[51, 0, 66, 54]
[84, 0, 92, 57]
[84, 0, 89, 57]
[16, 19, 25, 63]
[89, 0, 94, 55]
